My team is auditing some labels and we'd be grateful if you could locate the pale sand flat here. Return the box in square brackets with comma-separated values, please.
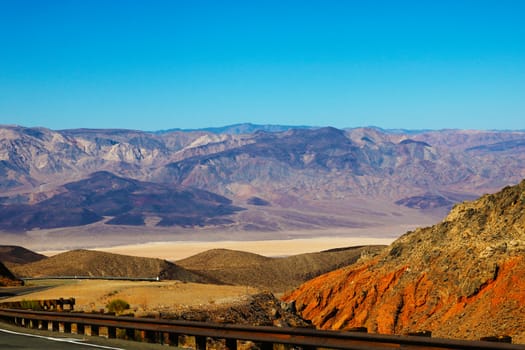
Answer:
[41, 236, 395, 261]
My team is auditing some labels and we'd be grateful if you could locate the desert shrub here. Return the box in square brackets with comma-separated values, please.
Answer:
[19, 300, 42, 311]
[106, 299, 130, 314]
[106, 290, 119, 297]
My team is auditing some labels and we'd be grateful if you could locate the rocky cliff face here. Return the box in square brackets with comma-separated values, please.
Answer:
[284, 180, 525, 342]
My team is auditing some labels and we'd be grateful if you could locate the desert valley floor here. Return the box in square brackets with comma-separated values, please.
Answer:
[1, 221, 430, 260]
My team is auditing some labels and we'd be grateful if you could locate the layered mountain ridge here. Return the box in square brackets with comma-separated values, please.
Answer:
[284, 179, 525, 342]
[1, 124, 525, 232]
[0, 171, 242, 231]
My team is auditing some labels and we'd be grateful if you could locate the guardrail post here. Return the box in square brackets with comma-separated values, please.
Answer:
[124, 328, 135, 340]
[155, 331, 162, 344]
[29, 319, 38, 329]
[167, 332, 180, 347]
[259, 342, 273, 350]
[88, 325, 99, 336]
[161, 332, 168, 345]
[75, 323, 85, 335]
[107, 326, 117, 339]
[225, 338, 237, 350]
[299, 346, 316, 350]
[142, 330, 158, 343]
[195, 335, 207, 350]
[68, 298, 75, 311]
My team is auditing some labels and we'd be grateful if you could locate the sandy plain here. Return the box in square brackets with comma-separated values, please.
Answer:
[0, 194, 441, 258]
[34, 224, 414, 260]
[87, 236, 395, 260]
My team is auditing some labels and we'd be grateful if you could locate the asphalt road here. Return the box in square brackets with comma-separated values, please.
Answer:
[0, 285, 53, 298]
[0, 326, 172, 350]
[0, 328, 124, 349]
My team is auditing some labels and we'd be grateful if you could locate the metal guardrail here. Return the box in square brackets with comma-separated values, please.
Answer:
[0, 298, 75, 311]
[20, 276, 160, 281]
[0, 308, 523, 350]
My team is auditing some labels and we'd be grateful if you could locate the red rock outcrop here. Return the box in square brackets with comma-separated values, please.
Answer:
[284, 180, 525, 342]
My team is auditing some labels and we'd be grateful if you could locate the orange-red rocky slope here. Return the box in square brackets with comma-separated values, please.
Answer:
[284, 180, 525, 342]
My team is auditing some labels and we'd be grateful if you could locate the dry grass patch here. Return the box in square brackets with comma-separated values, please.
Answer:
[2, 279, 260, 315]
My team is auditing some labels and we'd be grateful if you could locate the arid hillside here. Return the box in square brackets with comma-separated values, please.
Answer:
[10, 250, 209, 283]
[8, 245, 386, 293]
[0, 261, 22, 286]
[284, 179, 525, 342]
[0, 245, 47, 266]
[177, 246, 386, 292]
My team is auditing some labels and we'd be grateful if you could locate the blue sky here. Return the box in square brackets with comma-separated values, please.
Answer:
[0, 0, 524, 131]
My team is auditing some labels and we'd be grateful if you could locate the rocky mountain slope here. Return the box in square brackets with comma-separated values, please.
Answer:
[1, 124, 524, 232]
[10, 250, 209, 282]
[0, 171, 242, 231]
[284, 179, 525, 342]
[156, 127, 525, 203]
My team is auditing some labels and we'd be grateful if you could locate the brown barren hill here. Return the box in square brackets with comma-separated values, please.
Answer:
[0, 261, 22, 286]
[10, 249, 208, 282]
[0, 245, 47, 266]
[284, 179, 525, 342]
[177, 246, 386, 292]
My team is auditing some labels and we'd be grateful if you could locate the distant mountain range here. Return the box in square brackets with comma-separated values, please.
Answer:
[1, 124, 524, 233]
[155, 123, 314, 134]
[0, 171, 242, 231]
[154, 122, 476, 135]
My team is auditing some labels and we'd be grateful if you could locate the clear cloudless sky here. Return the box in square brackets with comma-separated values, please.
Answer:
[0, 0, 524, 131]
